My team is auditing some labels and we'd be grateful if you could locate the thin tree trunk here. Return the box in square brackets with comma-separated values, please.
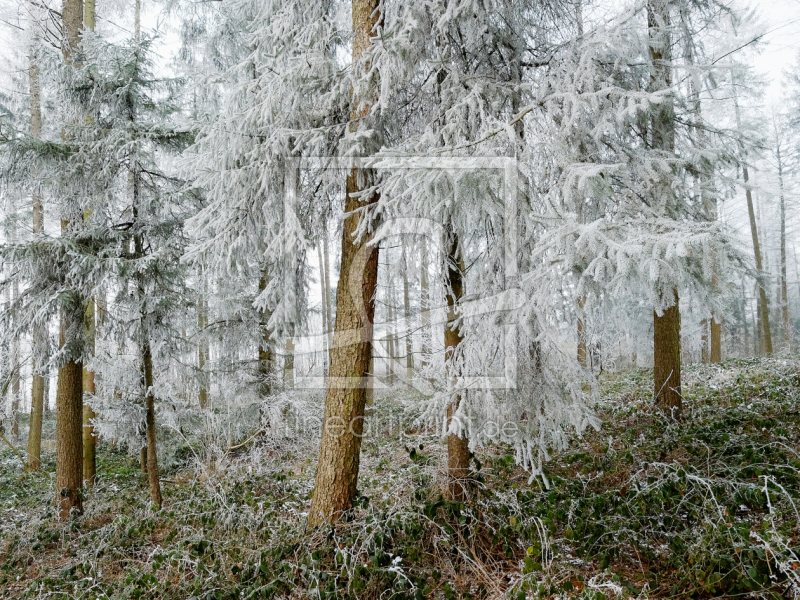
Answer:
[27, 53, 45, 469]
[82, 299, 97, 484]
[700, 318, 709, 363]
[649, 0, 682, 416]
[445, 225, 469, 500]
[734, 94, 773, 355]
[11, 279, 19, 436]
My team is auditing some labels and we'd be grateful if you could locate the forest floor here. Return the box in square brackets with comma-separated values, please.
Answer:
[1, 357, 800, 600]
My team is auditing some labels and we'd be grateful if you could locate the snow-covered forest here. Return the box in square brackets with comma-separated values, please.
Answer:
[1, 0, 800, 597]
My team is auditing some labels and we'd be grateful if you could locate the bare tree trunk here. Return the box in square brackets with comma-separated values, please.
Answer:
[27, 53, 45, 470]
[734, 94, 773, 355]
[445, 225, 469, 500]
[307, 0, 382, 528]
[82, 299, 97, 485]
[649, 0, 682, 416]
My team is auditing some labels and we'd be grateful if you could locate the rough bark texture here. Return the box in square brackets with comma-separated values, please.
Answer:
[307, 0, 381, 529]
[445, 229, 470, 501]
[82, 299, 97, 484]
[307, 169, 380, 528]
[648, 0, 682, 417]
[56, 320, 83, 519]
[654, 290, 682, 414]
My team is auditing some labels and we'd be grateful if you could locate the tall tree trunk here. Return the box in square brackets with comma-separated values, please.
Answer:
[649, 0, 682, 416]
[445, 225, 469, 500]
[27, 53, 45, 471]
[307, 0, 381, 529]
[734, 94, 773, 355]
[82, 299, 97, 484]
[56, 0, 85, 520]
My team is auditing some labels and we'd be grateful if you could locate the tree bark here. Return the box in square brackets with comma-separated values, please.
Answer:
[56, 308, 84, 519]
[654, 291, 682, 414]
[307, 0, 382, 529]
[56, 0, 84, 519]
[27, 52, 45, 471]
[82, 299, 97, 484]
[649, 0, 682, 416]
[445, 226, 469, 500]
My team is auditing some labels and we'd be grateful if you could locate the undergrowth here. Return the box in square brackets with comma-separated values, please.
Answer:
[1, 357, 799, 599]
